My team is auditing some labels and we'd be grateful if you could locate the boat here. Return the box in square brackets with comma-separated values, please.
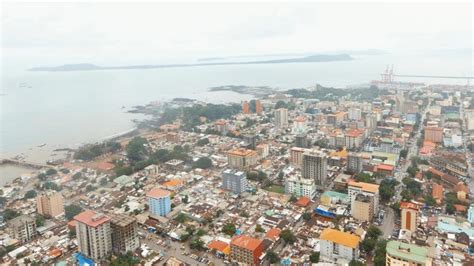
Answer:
[38, 143, 47, 147]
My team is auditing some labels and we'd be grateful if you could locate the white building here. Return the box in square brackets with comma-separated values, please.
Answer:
[285, 175, 317, 199]
[274, 108, 289, 128]
[348, 108, 362, 120]
[75, 210, 112, 262]
[348, 181, 380, 219]
[320, 228, 360, 262]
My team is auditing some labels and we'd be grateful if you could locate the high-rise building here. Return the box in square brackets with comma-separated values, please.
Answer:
[242, 101, 250, 114]
[285, 175, 317, 199]
[255, 100, 263, 114]
[243, 134, 257, 150]
[290, 147, 308, 168]
[230, 235, 264, 265]
[348, 108, 362, 120]
[348, 181, 379, 219]
[227, 148, 258, 169]
[352, 194, 373, 222]
[9, 215, 37, 243]
[347, 152, 363, 174]
[222, 169, 248, 194]
[274, 108, 288, 128]
[320, 228, 360, 262]
[400, 201, 418, 233]
[214, 119, 228, 135]
[293, 116, 307, 134]
[74, 210, 112, 262]
[424, 127, 443, 143]
[110, 214, 140, 255]
[386, 241, 432, 266]
[36, 191, 64, 218]
[302, 149, 328, 186]
[295, 133, 308, 148]
[147, 188, 171, 217]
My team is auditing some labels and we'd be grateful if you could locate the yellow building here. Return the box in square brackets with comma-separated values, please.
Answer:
[36, 191, 64, 218]
[227, 148, 258, 169]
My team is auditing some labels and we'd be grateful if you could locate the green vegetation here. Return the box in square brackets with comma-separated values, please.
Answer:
[361, 226, 382, 254]
[399, 149, 408, 159]
[190, 238, 205, 251]
[126, 137, 149, 162]
[74, 141, 121, 161]
[222, 223, 236, 236]
[111, 251, 140, 266]
[401, 177, 422, 200]
[280, 229, 296, 244]
[373, 239, 388, 266]
[275, 100, 296, 110]
[255, 224, 265, 233]
[46, 169, 58, 176]
[65, 204, 84, 220]
[264, 185, 285, 194]
[379, 179, 399, 202]
[289, 195, 298, 203]
[302, 212, 312, 221]
[349, 260, 365, 266]
[247, 170, 268, 182]
[266, 250, 280, 263]
[174, 213, 188, 224]
[35, 215, 45, 227]
[193, 157, 213, 169]
[196, 138, 210, 146]
[3, 209, 20, 221]
[309, 252, 320, 263]
[355, 172, 376, 184]
[286, 85, 384, 101]
[24, 190, 37, 199]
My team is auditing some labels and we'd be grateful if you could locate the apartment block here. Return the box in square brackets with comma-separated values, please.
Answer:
[386, 241, 432, 266]
[227, 148, 258, 169]
[230, 235, 264, 265]
[75, 210, 112, 262]
[320, 228, 360, 262]
[348, 181, 380, 219]
[274, 108, 289, 128]
[302, 149, 328, 187]
[36, 190, 64, 218]
[110, 214, 140, 255]
[147, 187, 171, 217]
[222, 168, 248, 194]
[9, 215, 37, 243]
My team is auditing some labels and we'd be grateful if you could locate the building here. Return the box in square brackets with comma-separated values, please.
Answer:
[215, 119, 228, 135]
[347, 152, 363, 174]
[290, 147, 308, 168]
[400, 201, 419, 233]
[468, 204, 474, 225]
[227, 148, 258, 169]
[242, 134, 257, 150]
[222, 169, 248, 194]
[352, 194, 373, 222]
[36, 190, 64, 218]
[230, 235, 264, 265]
[348, 181, 380, 219]
[147, 187, 171, 217]
[386, 241, 432, 266]
[319, 228, 360, 262]
[110, 214, 139, 255]
[256, 143, 269, 159]
[274, 108, 289, 128]
[302, 149, 328, 187]
[9, 215, 37, 243]
[295, 133, 309, 148]
[255, 100, 263, 114]
[285, 175, 317, 199]
[293, 116, 307, 134]
[74, 210, 112, 262]
[242, 101, 250, 114]
[348, 108, 362, 120]
[431, 183, 444, 204]
[424, 127, 443, 143]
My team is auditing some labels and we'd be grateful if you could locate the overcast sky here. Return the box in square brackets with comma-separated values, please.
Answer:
[2, 2, 473, 66]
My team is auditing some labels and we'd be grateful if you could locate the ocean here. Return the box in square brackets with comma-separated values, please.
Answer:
[0, 51, 471, 185]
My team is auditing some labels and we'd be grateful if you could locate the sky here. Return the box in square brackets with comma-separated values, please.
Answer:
[1, 2, 473, 67]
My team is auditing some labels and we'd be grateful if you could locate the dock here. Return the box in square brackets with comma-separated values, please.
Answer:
[0, 158, 52, 169]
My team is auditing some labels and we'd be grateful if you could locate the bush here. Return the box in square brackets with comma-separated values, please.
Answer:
[193, 157, 213, 169]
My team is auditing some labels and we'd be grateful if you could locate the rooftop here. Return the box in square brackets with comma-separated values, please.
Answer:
[110, 213, 137, 227]
[386, 241, 429, 264]
[147, 187, 171, 199]
[227, 148, 257, 157]
[230, 235, 262, 251]
[74, 210, 111, 228]
[319, 228, 360, 248]
[348, 181, 379, 193]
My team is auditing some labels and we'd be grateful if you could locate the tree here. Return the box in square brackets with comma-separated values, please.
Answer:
[37, 173, 48, 181]
[190, 238, 205, 251]
[111, 251, 140, 266]
[374, 239, 388, 266]
[126, 137, 149, 162]
[46, 168, 57, 176]
[302, 212, 312, 221]
[424, 194, 436, 206]
[197, 138, 210, 146]
[349, 260, 365, 266]
[3, 209, 20, 221]
[99, 177, 108, 186]
[24, 190, 37, 199]
[182, 195, 189, 204]
[289, 195, 298, 203]
[72, 172, 82, 180]
[355, 172, 376, 183]
[36, 215, 45, 227]
[222, 223, 236, 236]
[309, 252, 320, 263]
[379, 179, 399, 202]
[255, 224, 265, 233]
[399, 149, 408, 159]
[65, 204, 83, 220]
[266, 250, 280, 264]
[361, 237, 377, 253]
[280, 229, 296, 244]
[367, 226, 382, 239]
[193, 157, 213, 169]
[174, 213, 187, 224]
[115, 166, 133, 176]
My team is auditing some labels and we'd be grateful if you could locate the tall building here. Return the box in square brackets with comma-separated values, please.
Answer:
[36, 190, 64, 218]
[9, 215, 37, 243]
[215, 119, 228, 135]
[110, 214, 140, 255]
[227, 148, 258, 169]
[293, 116, 307, 134]
[74, 210, 112, 262]
[347, 152, 363, 174]
[400, 201, 419, 233]
[290, 147, 308, 168]
[230, 235, 264, 265]
[147, 188, 171, 217]
[469, 204, 474, 225]
[274, 108, 288, 128]
[320, 228, 360, 262]
[424, 127, 443, 143]
[348, 108, 362, 120]
[222, 169, 248, 194]
[352, 194, 373, 222]
[255, 100, 263, 114]
[386, 241, 432, 266]
[295, 133, 308, 148]
[348, 181, 380, 219]
[242, 101, 250, 114]
[285, 175, 317, 199]
[302, 149, 328, 186]
[243, 134, 257, 150]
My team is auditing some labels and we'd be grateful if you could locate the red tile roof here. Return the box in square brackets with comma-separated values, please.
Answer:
[295, 196, 311, 207]
[230, 235, 262, 251]
[265, 228, 281, 241]
[146, 187, 171, 199]
[74, 210, 110, 228]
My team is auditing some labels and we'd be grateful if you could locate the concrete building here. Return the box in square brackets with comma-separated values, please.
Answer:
[386, 241, 432, 266]
[293, 116, 307, 134]
[320, 228, 360, 262]
[274, 108, 289, 128]
[222, 169, 248, 194]
[352, 194, 373, 222]
[285, 175, 317, 199]
[348, 108, 362, 120]
[227, 148, 258, 169]
[242, 101, 250, 114]
[348, 181, 380, 219]
[230, 235, 264, 265]
[9, 215, 37, 243]
[295, 133, 309, 148]
[36, 191, 64, 218]
[242, 134, 257, 150]
[347, 152, 363, 174]
[147, 187, 171, 217]
[468, 204, 474, 225]
[400, 202, 419, 233]
[302, 149, 328, 186]
[424, 127, 443, 143]
[74, 210, 112, 262]
[290, 147, 308, 168]
[255, 100, 263, 114]
[256, 143, 269, 159]
[110, 214, 139, 255]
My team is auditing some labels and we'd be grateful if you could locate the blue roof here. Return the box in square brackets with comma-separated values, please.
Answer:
[74, 253, 95, 266]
